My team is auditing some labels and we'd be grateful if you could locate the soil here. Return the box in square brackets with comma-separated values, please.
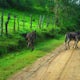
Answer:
[8, 41, 80, 80]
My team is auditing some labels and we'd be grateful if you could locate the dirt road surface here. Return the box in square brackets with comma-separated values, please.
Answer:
[8, 42, 80, 80]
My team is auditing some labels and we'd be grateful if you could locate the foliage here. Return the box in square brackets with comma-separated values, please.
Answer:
[0, 0, 54, 11]
[0, 36, 64, 80]
[1, 1, 80, 80]
[54, 0, 80, 32]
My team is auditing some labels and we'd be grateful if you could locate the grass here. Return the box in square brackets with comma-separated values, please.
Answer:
[0, 8, 54, 35]
[0, 36, 64, 80]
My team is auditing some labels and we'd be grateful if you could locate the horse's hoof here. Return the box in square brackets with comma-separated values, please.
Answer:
[68, 47, 70, 49]
[76, 47, 78, 49]
[65, 48, 67, 50]
[74, 46, 78, 49]
[31, 48, 34, 51]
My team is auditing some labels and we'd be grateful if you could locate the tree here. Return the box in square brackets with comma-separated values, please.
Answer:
[0, 0, 9, 8]
[54, 0, 80, 31]
[47, 0, 54, 12]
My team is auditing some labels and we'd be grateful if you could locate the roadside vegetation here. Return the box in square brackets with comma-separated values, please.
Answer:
[0, 36, 64, 80]
[0, 0, 80, 80]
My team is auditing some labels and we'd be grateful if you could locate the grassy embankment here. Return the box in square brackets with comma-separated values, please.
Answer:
[0, 36, 64, 80]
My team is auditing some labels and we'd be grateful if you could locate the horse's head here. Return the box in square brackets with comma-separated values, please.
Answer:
[33, 30, 36, 34]
[76, 31, 80, 35]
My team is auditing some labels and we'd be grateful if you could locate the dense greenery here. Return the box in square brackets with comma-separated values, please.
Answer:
[0, 0, 54, 12]
[1, 0, 80, 31]
[0, 0, 80, 80]
[54, 0, 80, 31]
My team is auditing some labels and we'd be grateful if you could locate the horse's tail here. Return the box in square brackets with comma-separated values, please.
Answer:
[65, 34, 67, 43]
[65, 34, 68, 50]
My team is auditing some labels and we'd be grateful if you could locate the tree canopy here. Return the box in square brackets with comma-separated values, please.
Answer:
[0, 0, 80, 32]
[54, 0, 80, 32]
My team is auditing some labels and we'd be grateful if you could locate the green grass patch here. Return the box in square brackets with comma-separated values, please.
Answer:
[0, 8, 54, 35]
[0, 36, 64, 80]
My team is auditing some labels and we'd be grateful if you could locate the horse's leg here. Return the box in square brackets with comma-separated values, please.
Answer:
[28, 39, 34, 51]
[68, 39, 70, 49]
[65, 41, 67, 50]
[75, 40, 78, 48]
[32, 45, 34, 51]
[65, 35, 68, 50]
[29, 41, 34, 51]
[27, 40, 32, 49]
[31, 43, 34, 51]
[27, 42, 30, 48]
[75, 36, 79, 48]
[73, 41, 75, 48]
[27, 39, 30, 48]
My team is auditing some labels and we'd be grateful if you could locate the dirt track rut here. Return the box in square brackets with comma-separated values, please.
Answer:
[8, 43, 80, 80]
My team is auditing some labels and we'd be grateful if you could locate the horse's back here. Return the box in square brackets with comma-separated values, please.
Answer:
[26, 31, 36, 42]
[66, 32, 77, 40]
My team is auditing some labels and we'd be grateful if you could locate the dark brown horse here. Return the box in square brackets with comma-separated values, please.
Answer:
[26, 31, 36, 51]
[65, 31, 80, 49]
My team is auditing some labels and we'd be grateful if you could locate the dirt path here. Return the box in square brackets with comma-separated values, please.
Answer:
[8, 42, 80, 80]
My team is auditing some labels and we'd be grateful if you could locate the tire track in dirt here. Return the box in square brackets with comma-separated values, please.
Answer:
[57, 49, 75, 80]
[32, 50, 75, 80]
[8, 44, 65, 80]
[8, 42, 80, 80]
[38, 49, 75, 80]
[27, 49, 75, 80]
[59, 49, 80, 80]
[30, 50, 66, 80]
